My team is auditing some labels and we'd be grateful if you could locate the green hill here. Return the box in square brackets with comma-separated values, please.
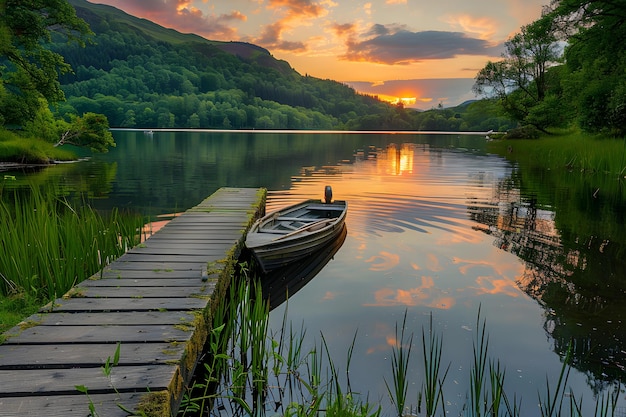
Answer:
[51, 0, 387, 129]
[51, 0, 511, 131]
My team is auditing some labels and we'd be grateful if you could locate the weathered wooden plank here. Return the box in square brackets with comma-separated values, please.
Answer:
[47, 297, 208, 312]
[97, 269, 205, 279]
[68, 285, 212, 298]
[81, 278, 214, 287]
[153, 227, 243, 235]
[0, 342, 184, 368]
[17, 311, 195, 326]
[100, 262, 210, 276]
[0, 187, 266, 416]
[118, 253, 225, 263]
[0, 365, 176, 395]
[3, 325, 193, 345]
[0, 393, 144, 417]
[143, 232, 242, 240]
[127, 247, 231, 256]
[163, 215, 246, 223]
[101, 261, 210, 271]
[136, 240, 236, 249]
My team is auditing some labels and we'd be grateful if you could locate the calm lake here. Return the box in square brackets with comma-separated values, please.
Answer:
[6, 130, 626, 415]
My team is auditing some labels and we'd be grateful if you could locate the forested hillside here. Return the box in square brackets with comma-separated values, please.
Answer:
[52, 0, 510, 132]
[50, 0, 379, 130]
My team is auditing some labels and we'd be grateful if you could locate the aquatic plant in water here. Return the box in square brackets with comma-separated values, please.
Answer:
[180, 274, 623, 417]
[0, 184, 143, 309]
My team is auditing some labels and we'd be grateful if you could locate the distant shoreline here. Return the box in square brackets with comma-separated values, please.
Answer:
[111, 128, 499, 136]
[0, 162, 52, 172]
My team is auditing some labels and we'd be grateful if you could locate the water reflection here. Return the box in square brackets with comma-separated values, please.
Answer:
[260, 225, 347, 311]
[6, 131, 626, 412]
[467, 172, 626, 392]
[264, 140, 625, 413]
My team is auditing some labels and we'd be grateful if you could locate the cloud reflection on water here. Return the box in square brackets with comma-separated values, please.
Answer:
[265, 138, 624, 414]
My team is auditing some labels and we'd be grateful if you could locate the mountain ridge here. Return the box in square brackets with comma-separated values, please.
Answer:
[54, 0, 513, 132]
[68, 0, 291, 74]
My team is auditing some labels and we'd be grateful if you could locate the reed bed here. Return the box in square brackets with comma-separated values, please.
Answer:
[181, 276, 623, 417]
[0, 184, 144, 331]
[488, 130, 626, 176]
[179, 267, 380, 417]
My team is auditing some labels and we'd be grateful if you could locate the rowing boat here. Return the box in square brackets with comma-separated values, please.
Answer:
[245, 187, 347, 272]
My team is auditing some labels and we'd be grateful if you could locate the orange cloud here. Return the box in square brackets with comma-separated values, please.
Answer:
[473, 276, 521, 297]
[96, 0, 245, 40]
[365, 251, 400, 271]
[443, 14, 499, 41]
[251, 0, 331, 52]
[255, 21, 308, 52]
[366, 276, 456, 309]
[331, 22, 357, 38]
[267, 0, 328, 20]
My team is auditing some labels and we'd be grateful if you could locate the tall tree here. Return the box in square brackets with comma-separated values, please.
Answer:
[473, 16, 564, 131]
[545, 0, 626, 134]
[0, 0, 91, 125]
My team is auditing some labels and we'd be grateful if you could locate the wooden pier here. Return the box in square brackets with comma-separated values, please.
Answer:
[0, 187, 265, 416]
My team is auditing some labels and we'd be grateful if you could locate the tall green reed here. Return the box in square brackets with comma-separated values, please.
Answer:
[419, 313, 449, 417]
[465, 306, 519, 417]
[180, 272, 379, 417]
[385, 311, 412, 417]
[0, 184, 143, 302]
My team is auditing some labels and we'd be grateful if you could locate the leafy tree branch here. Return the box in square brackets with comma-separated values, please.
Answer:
[55, 112, 115, 152]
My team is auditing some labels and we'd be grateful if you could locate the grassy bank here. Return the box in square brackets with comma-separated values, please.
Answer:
[488, 128, 626, 176]
[0, 184, 144, 334]
[487, 128, 626, 247]
[0, 129, 76, 164]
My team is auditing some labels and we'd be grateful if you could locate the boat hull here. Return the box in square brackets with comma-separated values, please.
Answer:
[262, 224, 347, 309]
[245, 199, 347, 272]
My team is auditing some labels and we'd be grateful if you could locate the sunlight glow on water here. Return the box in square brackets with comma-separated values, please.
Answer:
[7, 131, 624, 415]
[262, 142, 625, 415]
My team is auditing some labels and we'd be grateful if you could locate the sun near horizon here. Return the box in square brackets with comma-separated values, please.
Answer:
[92, 0, 547, 108]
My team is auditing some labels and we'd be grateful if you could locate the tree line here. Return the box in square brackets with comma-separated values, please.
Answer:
[1, 0, 515, 146]
[474, 0, 626, 137]
[4, 0, 622, 145]
[51, 1, 511, 132]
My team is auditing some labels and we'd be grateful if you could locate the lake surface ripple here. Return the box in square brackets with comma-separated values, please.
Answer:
[7, 130, 625, 415]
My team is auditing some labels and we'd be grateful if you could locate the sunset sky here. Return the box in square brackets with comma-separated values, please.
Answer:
[92, 0, 546, 108]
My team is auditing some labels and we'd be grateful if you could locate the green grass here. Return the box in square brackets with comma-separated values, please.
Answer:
[488, 128, 626, 176]
[0, 184, 144, 333]
[0, 290, 41, 339]
[0, 129, 76, 163]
